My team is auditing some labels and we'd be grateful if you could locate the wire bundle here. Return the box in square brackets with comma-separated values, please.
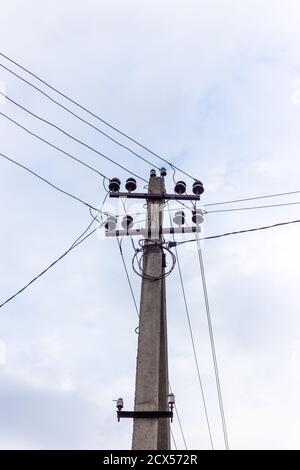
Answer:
[132, 239, 176, 280]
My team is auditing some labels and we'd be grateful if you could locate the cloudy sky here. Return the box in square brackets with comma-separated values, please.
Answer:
[0, 0, 300, 450]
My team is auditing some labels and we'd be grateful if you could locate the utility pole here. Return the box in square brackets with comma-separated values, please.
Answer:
[106, 169, 203, 450]
[132, 173, 169, 450]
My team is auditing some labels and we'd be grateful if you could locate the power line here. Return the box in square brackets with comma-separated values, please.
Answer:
[0, 92, 147, 183]
[204, 190, 300, 207]
[0, 219, 104, 309]
[195, 236, 229, 450]
[168, 208, 214, 449]
[174, 218, 300, 246]
[115, 232, 188, 449]
[102, 196, 300, 220]
[0, 52, 196, 181]
[0, 65, 162, 173]
[116, 238, 139, 318]
[2, 55, 300, 199]
[0, 111, 108, 179]
[205, 201, 300, 213]
[170, 428, 177, 450]
[0, 151, 105, 213]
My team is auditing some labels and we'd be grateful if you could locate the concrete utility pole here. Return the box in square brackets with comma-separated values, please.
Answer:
[106, 169, 203, 450]
[132, 174, 170, 450]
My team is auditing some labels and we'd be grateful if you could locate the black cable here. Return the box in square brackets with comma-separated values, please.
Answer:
[116, 238, 139, 318]
[0, 69, 161, 173]
[0, 151, 105, 213]
[89, 191, 111, 226]
[98, 196, 300, 219]
[132, 240, 176, 280]
[204, 190, 300, 207]
[116, 232, 188, 448]
[170, 429, 177, 450]
[0, 220, 104, 309]
[173, 404, 188, 450]
[115, 229, 187, 448]
[1, 92, 147, 183]
[116, 235, 188, 448]
[195, 236, 229, 450]
[115, 206, 188, 446]
[0, 52, 196, 181]
[168, 208, 214, 449]
[174, 218, 300, 246]
[0, 111, 108, 179]
[205, 201, 300, 213]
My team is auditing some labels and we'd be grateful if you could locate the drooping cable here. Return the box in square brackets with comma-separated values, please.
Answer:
[0, 53, 196, 180]
[0, 92, 147, 183]
[0, 151, 106, 213]
[168, 382, 188, 450]
[205, 201, 300, 213]
[116, 238, 139, 318]
[195, 236, 229, 450]
[0, 69, 161, 173]
[0, 111, 107, 179]
[168, 207, 214, 449]
[0, 218, 104, 309]
[170, 428, 178, 450]
[116, 235, 188, 448]
[132, 239, 176, 280]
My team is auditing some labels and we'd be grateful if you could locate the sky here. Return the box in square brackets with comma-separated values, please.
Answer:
[0, 0, 300, 450]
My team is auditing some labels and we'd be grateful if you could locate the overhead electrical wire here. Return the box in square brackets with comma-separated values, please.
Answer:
[132, 239, 177, 280]
[168, 208, 214, 449]
[173, 218, 300, 246]
[116, 238, 139, 318]
[0, 92, 147, 183]
[2, 54, 300, 200]
[2, 54, 300, 202]
[0, 111, 108, 179]
[0, 148, 300, 223]
[113, 199, 188, 448]
[0, 52, 196, 180]
[195, 235, 229, 450]
[102, 194, 300, 220]
[3, 51, 300, 449]
[0, 151, 106, 213]
[0, 65, 161, 173]
[168, 382, 188, 450]
[205, 201, 300, 213]
[0, 218, 104, 309]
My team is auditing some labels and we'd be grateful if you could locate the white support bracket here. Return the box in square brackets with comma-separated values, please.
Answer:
[105, 226, 201, 238]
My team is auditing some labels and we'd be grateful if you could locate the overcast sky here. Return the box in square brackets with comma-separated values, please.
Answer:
[0, 0, 300, 450]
